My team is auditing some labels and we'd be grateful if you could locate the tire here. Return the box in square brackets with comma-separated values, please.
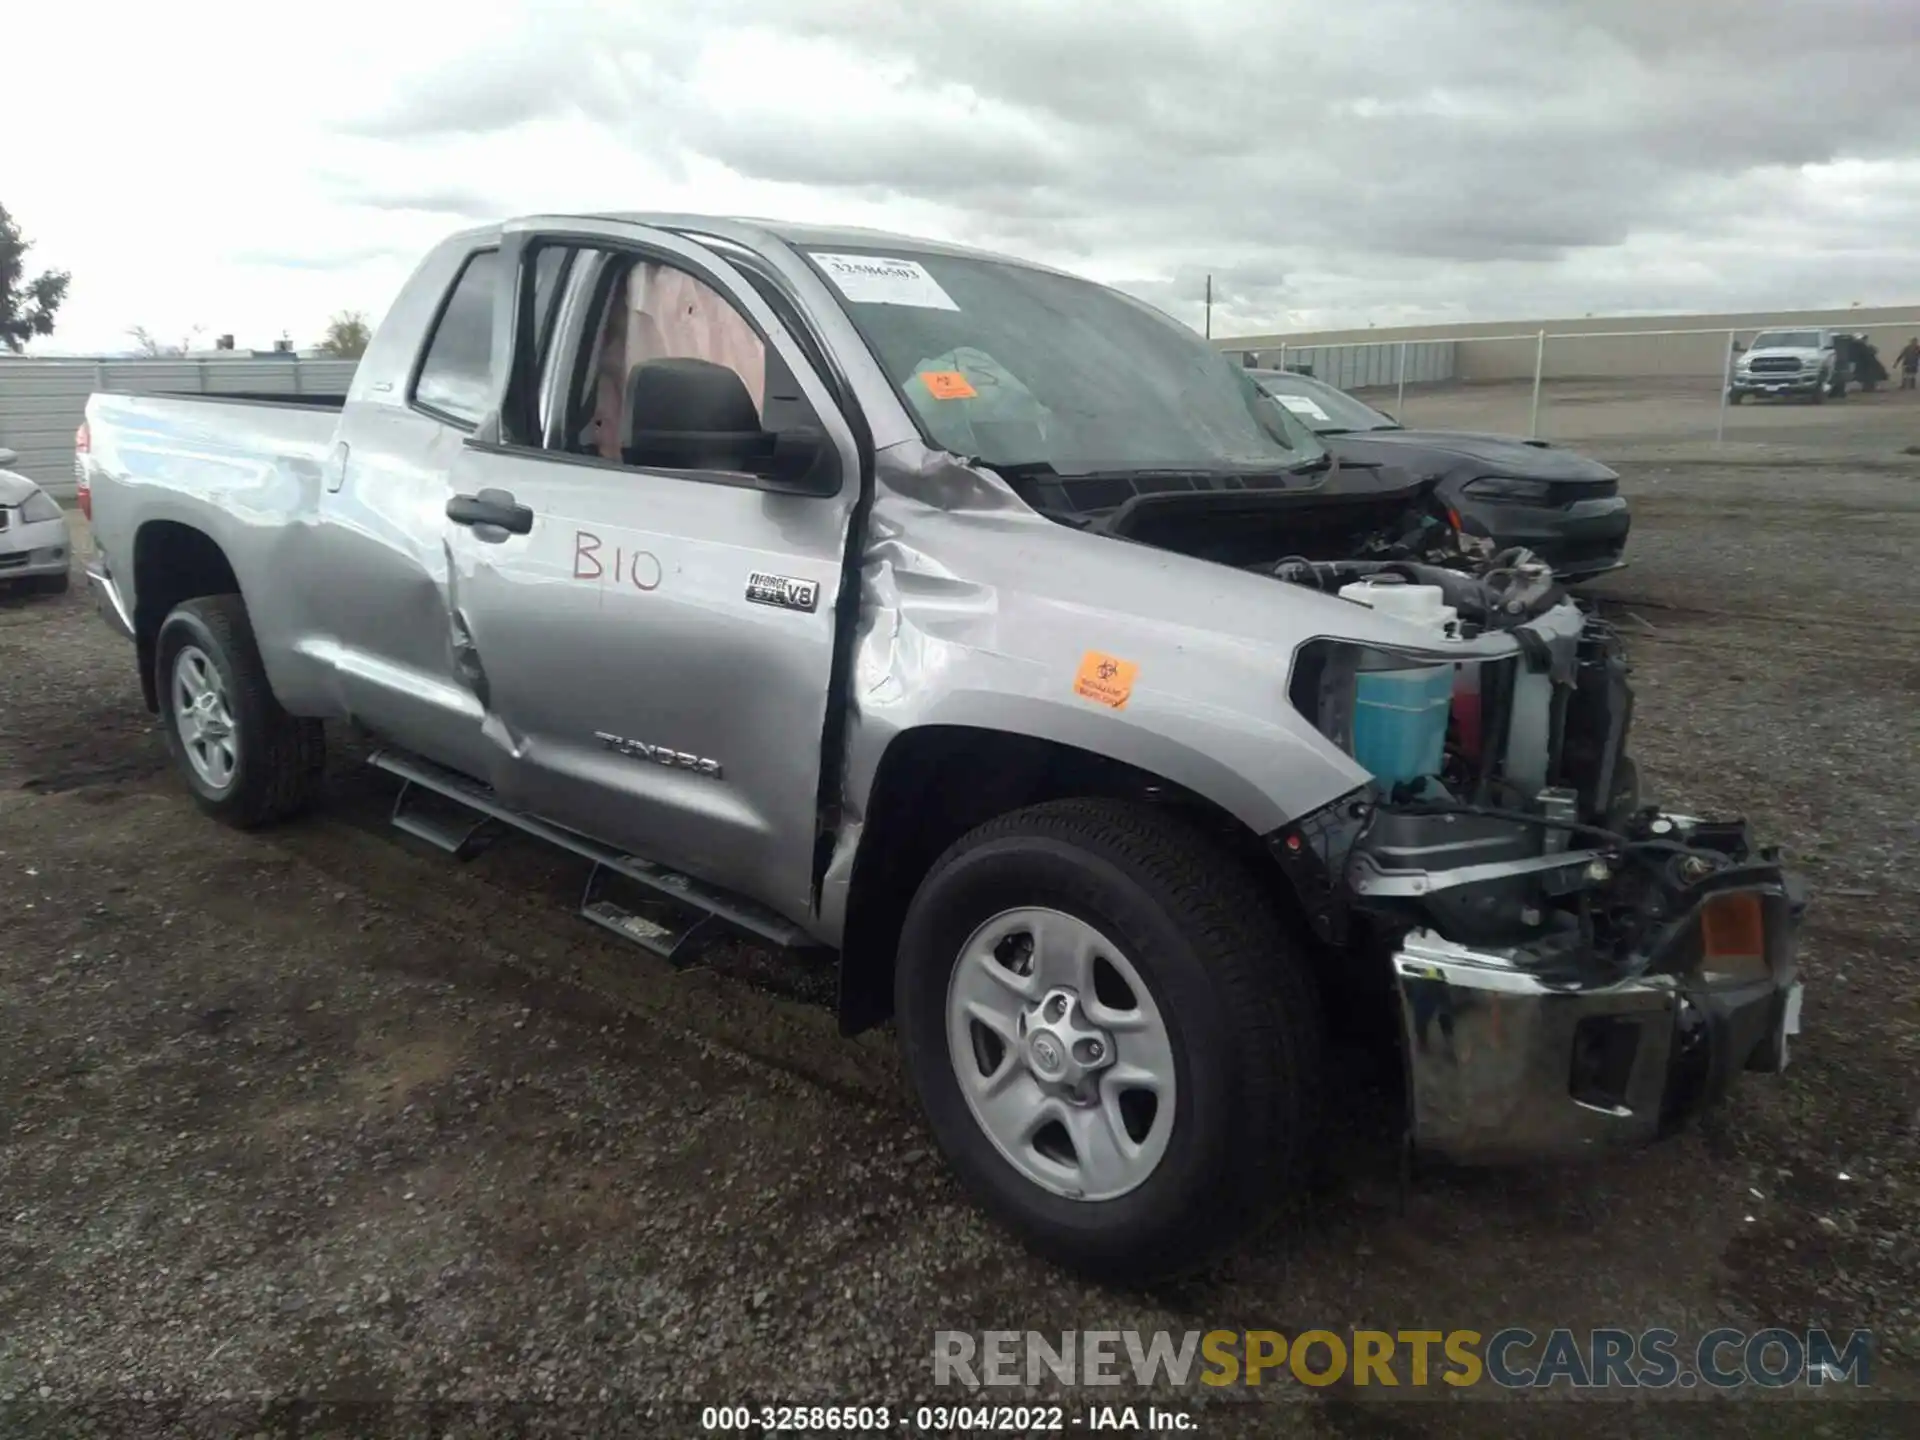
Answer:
[38, 571, 70, 595]
[895, 798, 1324, 1278]
[1809, 383, 1825, 405]
[1727, 390, 1745, 405]
[155, 594, 325, 828]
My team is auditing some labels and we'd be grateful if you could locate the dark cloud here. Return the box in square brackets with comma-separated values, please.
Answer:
[326, 0, 1920, 329]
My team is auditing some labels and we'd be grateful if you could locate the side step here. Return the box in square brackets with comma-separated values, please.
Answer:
[368, 748, 816, 967]
[391, 774, 502, 859]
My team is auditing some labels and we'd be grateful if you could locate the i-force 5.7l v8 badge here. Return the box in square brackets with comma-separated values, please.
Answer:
[745, 572, 820, 613]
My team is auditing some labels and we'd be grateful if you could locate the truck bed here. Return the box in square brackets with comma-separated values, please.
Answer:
[83, 389, 348, 708]
[87, 391, 344, 493]
[121, 390, 348, 410]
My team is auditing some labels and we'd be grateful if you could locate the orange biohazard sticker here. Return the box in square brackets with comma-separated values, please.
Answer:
[919, 370, 978, 399]
[1074, 651, 1139, 709]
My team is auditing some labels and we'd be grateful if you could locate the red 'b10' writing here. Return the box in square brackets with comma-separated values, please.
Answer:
[574, 529, 661, 592]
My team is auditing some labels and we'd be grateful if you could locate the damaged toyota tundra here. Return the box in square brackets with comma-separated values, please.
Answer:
[80, 215, 1807, 1277]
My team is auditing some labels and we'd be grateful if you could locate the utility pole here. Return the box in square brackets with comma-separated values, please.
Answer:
[1204, 274, 1213, 339]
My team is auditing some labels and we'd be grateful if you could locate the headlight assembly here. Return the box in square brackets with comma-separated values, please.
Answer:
[1462, 476, 1552, 502]
[20, 488, 63, 524]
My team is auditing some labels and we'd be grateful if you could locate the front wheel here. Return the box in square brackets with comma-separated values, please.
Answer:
[156, 594, 325, 828]
[895, 799, 1324, 1277]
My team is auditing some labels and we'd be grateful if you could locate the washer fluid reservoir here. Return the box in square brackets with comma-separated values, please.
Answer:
[1337, 578, 1460, 789]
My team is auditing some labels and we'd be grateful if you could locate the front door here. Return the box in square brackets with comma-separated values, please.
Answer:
[442, 222, 864, 927]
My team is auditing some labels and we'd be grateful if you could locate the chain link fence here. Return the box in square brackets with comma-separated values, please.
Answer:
[1226, 319, 1920, 446]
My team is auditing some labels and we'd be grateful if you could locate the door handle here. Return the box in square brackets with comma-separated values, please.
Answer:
[447, 488, 534, 537]
[322, 440, 350, 493]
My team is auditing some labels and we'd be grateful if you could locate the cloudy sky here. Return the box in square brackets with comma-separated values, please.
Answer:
[6, 0, 1918, 353]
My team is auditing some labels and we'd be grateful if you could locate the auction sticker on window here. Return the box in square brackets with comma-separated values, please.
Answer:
[918, 370, 978, 399]
[810, 253, 959, 310]
[1074, 651, 1140, 709]
[1275, 394, 1331, 422]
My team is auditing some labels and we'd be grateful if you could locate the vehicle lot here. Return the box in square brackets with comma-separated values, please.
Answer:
[3, 392, 1918, 1433]
[1373, 374, 1920, 456]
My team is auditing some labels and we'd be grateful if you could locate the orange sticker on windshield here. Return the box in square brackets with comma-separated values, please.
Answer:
[919, 370, 977, 400]
[1074, 651, 1139, 709]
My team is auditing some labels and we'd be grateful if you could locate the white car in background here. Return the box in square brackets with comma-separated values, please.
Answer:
[0, 446, 72, 594]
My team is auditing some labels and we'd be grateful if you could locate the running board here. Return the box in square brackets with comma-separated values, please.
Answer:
[391, 774, 502, 859]
[367, 748, 815, 966]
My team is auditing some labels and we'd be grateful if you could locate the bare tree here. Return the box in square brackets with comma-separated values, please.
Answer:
[126, 324, 206, 358]
[315, 310, 372, 359]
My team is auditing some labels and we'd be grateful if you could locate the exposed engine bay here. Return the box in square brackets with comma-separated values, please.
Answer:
[1006, 465, 1803, 1154]
[1258, 550, 1798, 982]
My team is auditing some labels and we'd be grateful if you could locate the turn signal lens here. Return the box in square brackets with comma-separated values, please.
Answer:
[1700, 892, 1766, 974]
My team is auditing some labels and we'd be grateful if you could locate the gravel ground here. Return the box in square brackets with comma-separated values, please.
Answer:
[2, 437, 1917, 1438]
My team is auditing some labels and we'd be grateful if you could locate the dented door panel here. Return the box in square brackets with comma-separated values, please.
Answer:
[441, 445, 847, 918]
[439, 221, 862, 926]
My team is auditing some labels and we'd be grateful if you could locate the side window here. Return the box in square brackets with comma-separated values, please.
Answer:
[413, 250, 500, 427]
[575, 258, 770, 463]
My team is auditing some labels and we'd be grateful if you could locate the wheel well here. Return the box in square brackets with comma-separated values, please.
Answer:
[835, 725, 1292, 1034]
[132, 521, 240, 711]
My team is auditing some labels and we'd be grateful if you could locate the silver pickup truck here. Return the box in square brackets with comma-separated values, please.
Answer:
[80, 214, 1806, 1277]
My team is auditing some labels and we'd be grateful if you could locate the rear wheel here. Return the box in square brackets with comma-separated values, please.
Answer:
[895, 798, 1324, 1277]
[156, 595, 325, 828]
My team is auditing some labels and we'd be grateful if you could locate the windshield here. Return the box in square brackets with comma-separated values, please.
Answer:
[1248, 370, 1399, 433]
[1751, 331, 1822, 349]
[803, 246, 1325, 476]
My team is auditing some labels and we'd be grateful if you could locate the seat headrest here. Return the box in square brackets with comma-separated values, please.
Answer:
[624, 357, 760, 439]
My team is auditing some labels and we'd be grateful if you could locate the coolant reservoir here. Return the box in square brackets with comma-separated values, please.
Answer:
[1337, 579, 1460, 789]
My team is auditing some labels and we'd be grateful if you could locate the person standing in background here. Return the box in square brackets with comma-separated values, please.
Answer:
[1895, 337, 1920, 391]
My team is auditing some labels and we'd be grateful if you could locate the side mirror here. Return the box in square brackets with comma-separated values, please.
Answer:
[0, 448, 18, 468]
[621, 357, 839, 496]
[623, 425, 772, 472]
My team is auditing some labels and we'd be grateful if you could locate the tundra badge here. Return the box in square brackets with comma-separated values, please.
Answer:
[745, 572, 820, 613]
[593, 733, 723, 778]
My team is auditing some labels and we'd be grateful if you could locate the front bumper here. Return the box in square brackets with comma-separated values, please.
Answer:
[1392, 865, 1804, 1163]
[1456, 494, 1630, 582]
[1732, 370, 1822, 396]
[0, 515, 71, 581]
